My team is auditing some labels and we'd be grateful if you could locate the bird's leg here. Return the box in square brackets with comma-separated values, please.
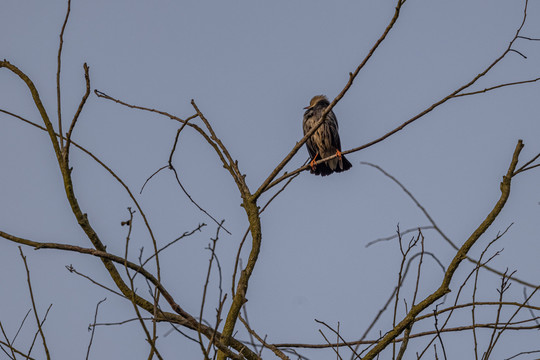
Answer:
[310, 153, 319, 171]
[335, 149, 343, 159]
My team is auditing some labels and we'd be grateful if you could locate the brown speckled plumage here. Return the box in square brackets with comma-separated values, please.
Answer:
[303, 95, 352, 176]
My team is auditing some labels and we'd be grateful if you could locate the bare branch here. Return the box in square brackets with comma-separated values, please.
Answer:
[65, 62, 90, 156]
[452, 77, 540, 98]
[56, 0, 71, 149]
[239, 313, 290, 360]
[19, 248, 51, 360]
[86, 298, 106, 360]
[0, 321, 17, 359]
[142, 223, 206, 267]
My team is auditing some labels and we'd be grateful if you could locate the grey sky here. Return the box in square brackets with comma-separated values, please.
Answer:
[1, 0, 540, 359]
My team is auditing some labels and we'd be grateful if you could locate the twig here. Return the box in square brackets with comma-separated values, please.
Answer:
[366, 226, 434, 247]
[170, 166, 231, 235]
[86, 298, 106, 360]
[198, 221, 225, 360]
[0, 339, 37, 360]
[392, 226, 420, 357]
[142, 223, 206, 267]
[140, 165, 168, 194]
[523, 288, 540, 327]
[315, 320, 360, 359]
[318, 328, 343, 360]
[513, 151, 540, 176]
[396, 231, 425, 360]
[56, 0, 71, 149]
[66, 264, 125, 298]
[483, 269, 515, 359]
[239, 313, 290, 360]
[505, 349, 540, 360]
[395, 325, 411, 360]
[122, 209, 164, 360]
[65, 63, 90, 156]
[12, 309, 32, 345]
[25, 305, 52, 360]
[517, 35, 540, 41]
[452, 77, 540, 98]
[433, 305, 448, 360]
[0, 321, 17, 359]
[19, 248, 51, 360]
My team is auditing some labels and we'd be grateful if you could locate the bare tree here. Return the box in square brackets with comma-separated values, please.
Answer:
[1, 0, 540, 359]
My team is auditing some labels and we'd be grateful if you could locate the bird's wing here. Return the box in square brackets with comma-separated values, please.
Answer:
[303, 113, 318, 159]
[327, 111, 342, 151]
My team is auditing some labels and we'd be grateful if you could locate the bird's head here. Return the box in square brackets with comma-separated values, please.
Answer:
[304, 95, 328, 109]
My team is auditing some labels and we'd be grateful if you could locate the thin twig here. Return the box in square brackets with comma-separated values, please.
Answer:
[19, 248, 51, 360]
[170, 163, 231, 235]
[239, 314, 290, 360]
[198, 221, 225, 360]
[66, 264, 125, 298]
[25, 305, 52, 360]
[12, 309, 31, 345]
[505, 349, 540, 360]
[523, 288, 540, 327]
[56, 0, 71, 149]
[433, 305, 448, 360]
[86, 298, 106, 360]
[142, 223, 206, 267]
[452, 77, 540, 98]
[122, 209, 164, 360]
[366, 226, 434, 247]
[513, 151, 540, 176]
[484, 269, 515, 359]
[65, 63, 90, 156]
[315, 320, 360, 359]
[0, 321, 17, 359]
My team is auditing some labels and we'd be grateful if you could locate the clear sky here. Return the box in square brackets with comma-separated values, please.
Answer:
[1, 0, 540, 359]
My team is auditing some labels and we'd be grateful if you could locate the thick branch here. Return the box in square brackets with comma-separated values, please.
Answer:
[218, 199, 262, 360]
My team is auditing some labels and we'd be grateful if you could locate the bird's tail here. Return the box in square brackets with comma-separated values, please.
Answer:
[311, 162, 333, 176]
[313, 155, 352, 176]
[335, 155, 352, 173]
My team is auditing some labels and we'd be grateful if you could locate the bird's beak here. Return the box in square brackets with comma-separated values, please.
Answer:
[303, 105, 311, 110]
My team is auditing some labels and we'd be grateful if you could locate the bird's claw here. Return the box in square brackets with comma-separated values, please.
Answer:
[310, 153, 319, 171]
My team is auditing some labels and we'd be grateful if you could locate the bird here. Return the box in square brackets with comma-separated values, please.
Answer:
[303, 95, 352, 176]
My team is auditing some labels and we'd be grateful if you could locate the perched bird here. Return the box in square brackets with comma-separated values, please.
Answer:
[303, 95, 352, 176]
